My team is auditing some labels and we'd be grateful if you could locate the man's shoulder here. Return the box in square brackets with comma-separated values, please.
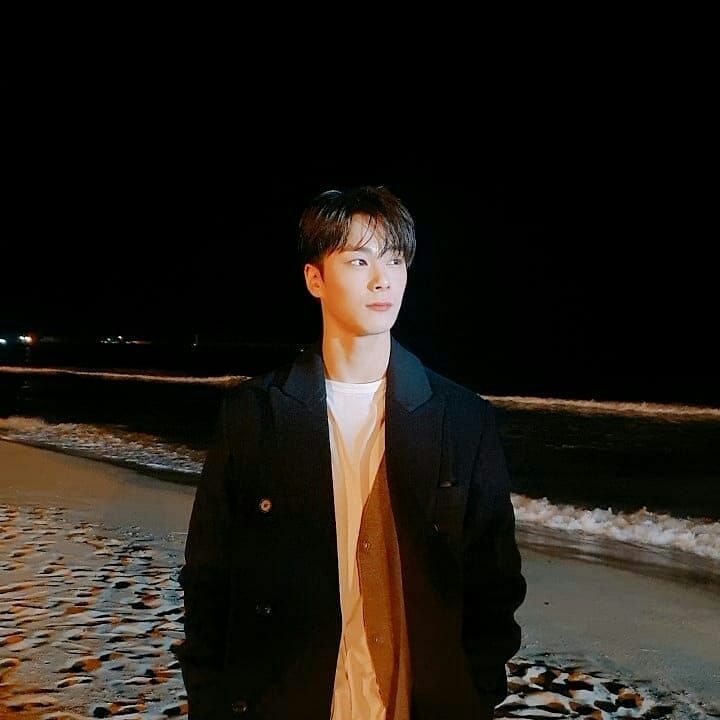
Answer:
[424, 365, 492, 411]
[212, 358, 297, 437]
[419, 363, 501, 435]
[222, 356, 297, 404]
[397, 338, 485, 403]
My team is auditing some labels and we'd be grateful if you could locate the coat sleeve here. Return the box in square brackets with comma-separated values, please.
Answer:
[174, 393, 236, 719]
[462, 399, 527, 710]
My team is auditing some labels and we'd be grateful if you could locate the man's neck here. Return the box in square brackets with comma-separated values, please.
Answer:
[321, 333, 391, 383]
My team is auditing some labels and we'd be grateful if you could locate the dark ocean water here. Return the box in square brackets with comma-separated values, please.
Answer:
[3, 336, 720, 406]
[1, 369, 719, 519]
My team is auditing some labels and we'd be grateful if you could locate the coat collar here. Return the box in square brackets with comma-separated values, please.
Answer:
[281, 334, 432, 412]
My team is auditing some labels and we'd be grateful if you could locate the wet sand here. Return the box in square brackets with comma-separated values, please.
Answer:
[1, 440, 718, 718]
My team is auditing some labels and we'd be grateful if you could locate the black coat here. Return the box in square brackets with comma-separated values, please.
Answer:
[175, 335, 527, 719]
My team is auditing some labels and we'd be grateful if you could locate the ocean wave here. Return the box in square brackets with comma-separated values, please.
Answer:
[0, 365, 249, 386]
[513, 494, 720, 562]
[0, 416, 203, 476]
[488, 394, 720, 421]
[2, 367, 719, 420]
[2, 415, 718, 563]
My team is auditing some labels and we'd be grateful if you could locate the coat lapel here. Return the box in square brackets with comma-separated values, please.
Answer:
[384, 335, 445, 547]
[271, 343, 339, 577]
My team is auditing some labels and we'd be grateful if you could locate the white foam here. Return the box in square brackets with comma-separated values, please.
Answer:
[2, 367, 718, 419]
[487, 394, 720, 421]
[0, 416, 203, 476]
[0, 365, 249, 385]
[2, 415, 718, 563]
[513, 494, 720, 561]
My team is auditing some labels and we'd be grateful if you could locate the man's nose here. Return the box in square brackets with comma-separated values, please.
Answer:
[371, 269, 390, 290]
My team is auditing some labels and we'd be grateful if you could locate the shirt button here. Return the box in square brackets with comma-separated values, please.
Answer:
[362, 539, 371, 552]
[372, 633, 382, 644]
[255, 602, 273, 616]
[231, 698, 249, 714]
[258, 497, 272, 513]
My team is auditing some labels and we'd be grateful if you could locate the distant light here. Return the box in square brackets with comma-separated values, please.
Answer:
[19, 335, 34, 345]
[0, 338, 7, 346]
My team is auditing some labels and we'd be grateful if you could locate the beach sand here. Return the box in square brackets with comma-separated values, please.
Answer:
[1, 439, 718, 719]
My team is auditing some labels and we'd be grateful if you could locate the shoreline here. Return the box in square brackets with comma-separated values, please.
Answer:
[516, 523, 720, 591]
[4, 435, 719, 587]
[1, 439, 719, 717]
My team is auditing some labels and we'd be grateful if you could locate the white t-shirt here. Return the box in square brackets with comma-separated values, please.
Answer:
[326, 374, 387, 720]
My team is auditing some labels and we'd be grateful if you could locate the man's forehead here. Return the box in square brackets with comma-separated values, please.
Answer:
[345, 214, 386, 250]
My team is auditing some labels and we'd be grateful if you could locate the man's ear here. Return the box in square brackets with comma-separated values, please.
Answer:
[304, 262, 323, 299]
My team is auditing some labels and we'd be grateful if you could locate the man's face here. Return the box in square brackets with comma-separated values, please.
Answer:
[304, 213, 408, 339]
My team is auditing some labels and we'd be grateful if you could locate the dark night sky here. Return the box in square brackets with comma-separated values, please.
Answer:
[3, 71, 716, 401]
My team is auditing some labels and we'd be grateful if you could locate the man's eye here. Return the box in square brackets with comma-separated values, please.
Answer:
[349, 259, 367, 266]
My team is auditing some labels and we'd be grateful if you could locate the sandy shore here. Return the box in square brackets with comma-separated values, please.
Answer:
[1, 440, 718, 719]
[516, 546, 720, 710]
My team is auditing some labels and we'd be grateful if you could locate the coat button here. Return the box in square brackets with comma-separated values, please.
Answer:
[231, 698, 249, 714]
[361, 539, 371, 552]
[258, 497, 272, 513]
[255, 602, 273, 616]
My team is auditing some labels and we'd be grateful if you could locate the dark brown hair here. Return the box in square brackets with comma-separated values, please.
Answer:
[298, 186, 416, 274]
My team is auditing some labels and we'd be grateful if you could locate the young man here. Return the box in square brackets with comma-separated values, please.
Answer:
[176, 186, 527, 719]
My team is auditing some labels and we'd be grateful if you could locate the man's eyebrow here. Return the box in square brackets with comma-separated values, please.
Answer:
[342, 245, 399, 255]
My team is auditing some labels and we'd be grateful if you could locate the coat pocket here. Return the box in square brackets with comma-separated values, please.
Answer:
[432, 483, 468, 539]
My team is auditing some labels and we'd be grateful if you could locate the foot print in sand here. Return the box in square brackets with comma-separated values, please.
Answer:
[0, 503, 187, 718]
[493, 657, 711, 719]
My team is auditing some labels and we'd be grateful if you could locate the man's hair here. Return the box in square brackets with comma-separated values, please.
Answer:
[298, 186, 416, 274]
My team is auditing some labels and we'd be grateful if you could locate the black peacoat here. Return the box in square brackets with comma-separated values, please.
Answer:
[175, 335, 527, 719]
